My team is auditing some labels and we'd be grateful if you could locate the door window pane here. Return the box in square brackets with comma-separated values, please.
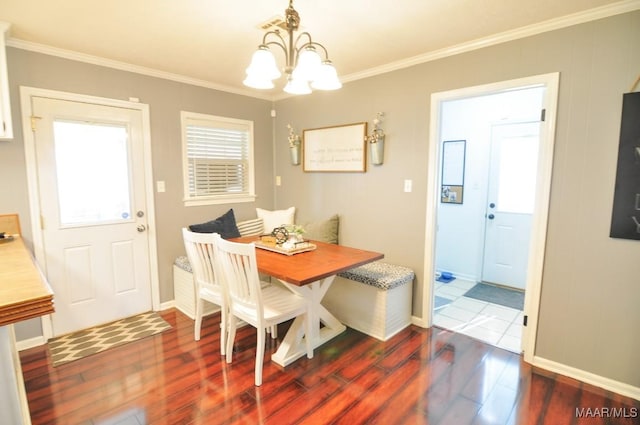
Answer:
[496, 135, 538, 214]
[53, 120, 132, 225]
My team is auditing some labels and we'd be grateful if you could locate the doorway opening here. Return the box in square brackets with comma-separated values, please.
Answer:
[423, 73, 559, 361]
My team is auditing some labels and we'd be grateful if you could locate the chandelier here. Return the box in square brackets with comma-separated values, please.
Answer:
[243, 0, 342, 95]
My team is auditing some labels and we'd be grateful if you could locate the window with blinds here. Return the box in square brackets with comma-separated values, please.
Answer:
[181, 112, 255, 206]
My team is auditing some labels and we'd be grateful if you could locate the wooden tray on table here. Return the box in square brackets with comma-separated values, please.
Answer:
[254, 240, 317, 256]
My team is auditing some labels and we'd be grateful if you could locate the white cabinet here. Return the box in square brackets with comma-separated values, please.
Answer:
[0, 22, 12, 140]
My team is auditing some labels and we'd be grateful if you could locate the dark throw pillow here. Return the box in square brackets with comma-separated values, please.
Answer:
[188, 208, 241, 239]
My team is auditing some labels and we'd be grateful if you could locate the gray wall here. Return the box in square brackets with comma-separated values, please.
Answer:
[1, 48, 274, 339]
[273, 11, 640, 388]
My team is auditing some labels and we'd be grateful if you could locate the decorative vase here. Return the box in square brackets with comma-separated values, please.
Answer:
[370, 136, 385, 165]
[290, 145, 300, 165]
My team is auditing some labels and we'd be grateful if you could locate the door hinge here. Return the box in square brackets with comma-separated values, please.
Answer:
[30, 115, 42, 132]
[40, 215, 45, 230]
[540, 109, 546, 122]
[523, 315, 528, 326]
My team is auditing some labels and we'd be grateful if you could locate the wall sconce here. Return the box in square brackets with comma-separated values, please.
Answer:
[365, 112, 385, 165]
[287, 124, 301, 165]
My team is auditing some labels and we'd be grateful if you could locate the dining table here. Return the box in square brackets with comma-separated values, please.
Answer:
[233, 236, 384, 367]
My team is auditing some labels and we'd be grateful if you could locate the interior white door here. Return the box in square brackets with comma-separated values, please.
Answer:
[482, 122, 540, 289]
[33, 96, 151, 336]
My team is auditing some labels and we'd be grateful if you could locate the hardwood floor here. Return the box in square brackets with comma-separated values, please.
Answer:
[20, 309, 639, 424]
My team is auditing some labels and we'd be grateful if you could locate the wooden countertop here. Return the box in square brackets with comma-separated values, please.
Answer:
[0, 236, 54, 326]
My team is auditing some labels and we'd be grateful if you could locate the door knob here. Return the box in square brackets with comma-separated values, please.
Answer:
[137, 224, 147, 232]
[487, 214, 495, 220]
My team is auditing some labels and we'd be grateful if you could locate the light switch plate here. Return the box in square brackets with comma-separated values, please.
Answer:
[404, 179, 412, 192]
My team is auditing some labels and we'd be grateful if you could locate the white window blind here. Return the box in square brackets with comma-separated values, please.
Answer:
[181, 112, 255, 205]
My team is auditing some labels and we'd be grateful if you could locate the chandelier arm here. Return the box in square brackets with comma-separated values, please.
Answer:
[261, 30, 293, 70]
[293, 32, 329, 59]
[312, 42, 330, 59]
[262, 30, 287, 48]
[294, 40, 331, 61]
[294, 31, 313, 48]
[263, 40, 288, 57]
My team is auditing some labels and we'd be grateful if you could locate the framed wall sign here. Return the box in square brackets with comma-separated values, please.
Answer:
[441, 140, 466, 204]
[303, 122, 367, 172]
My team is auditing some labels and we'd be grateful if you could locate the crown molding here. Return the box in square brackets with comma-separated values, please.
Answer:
[340, 0, 640, 84]
[5, 38, 274, 101]
[5, 0, 640, 100]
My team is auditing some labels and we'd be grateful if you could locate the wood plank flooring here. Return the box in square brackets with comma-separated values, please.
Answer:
[19, 309, 639, 424]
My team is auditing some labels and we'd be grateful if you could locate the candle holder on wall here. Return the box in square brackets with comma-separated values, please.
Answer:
[365, 112, 385, 165]
[287, 124, 301, 165]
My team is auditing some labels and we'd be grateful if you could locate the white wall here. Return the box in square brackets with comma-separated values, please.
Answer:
[435, 88, 544, 282]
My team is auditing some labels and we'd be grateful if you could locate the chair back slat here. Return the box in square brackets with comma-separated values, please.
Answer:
[182, 229, 219, 292]
[214, 237, 264, 320]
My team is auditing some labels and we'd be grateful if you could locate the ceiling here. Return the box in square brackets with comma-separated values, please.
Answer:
[0, 0, 636, 99]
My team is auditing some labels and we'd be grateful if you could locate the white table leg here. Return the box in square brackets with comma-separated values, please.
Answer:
[271, 275, 346, 367]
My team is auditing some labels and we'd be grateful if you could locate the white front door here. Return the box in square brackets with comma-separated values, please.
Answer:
[482, 121, 540, 289]
[32, 96, 152, 336]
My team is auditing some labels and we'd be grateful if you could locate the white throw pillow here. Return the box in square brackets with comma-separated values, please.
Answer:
[256, 207, 296, 234]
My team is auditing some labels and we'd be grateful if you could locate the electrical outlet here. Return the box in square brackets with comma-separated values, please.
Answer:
[276, 176, 282, 186]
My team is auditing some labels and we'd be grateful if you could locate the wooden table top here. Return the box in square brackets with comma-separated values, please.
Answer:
[0, 236, 55, 326]
[233, 237, 384, 286]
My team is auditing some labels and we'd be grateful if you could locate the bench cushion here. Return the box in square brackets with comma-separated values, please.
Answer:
[337, 261, 414, 290]
[174, 255, 191, 273]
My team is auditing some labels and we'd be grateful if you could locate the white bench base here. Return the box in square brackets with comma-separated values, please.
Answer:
[322, 275, 412, 341]
[173, 264, 219, 320]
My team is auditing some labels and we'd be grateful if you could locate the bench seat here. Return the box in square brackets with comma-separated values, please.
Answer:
[173, 256, 218, 319]
[323, 261, 414, 341]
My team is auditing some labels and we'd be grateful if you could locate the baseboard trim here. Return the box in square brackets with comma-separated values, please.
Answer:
[16, 336, 46, 351]
[411, 315, 429, 328]
[159, 300, 175, 311]
[533, 356, 640, 401]
[407, 318, 639, 401]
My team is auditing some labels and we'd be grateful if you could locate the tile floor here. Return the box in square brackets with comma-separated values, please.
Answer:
[433, 277, 524, 353]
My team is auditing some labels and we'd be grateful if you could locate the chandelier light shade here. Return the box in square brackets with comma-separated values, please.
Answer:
[244, 0, 342, 94]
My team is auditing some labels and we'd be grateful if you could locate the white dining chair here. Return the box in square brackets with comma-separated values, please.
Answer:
[182, 228, 227, 355]
[213, 234, 313, 386]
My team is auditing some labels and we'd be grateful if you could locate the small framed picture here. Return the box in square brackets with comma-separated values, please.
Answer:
[441, 140, 466, 204]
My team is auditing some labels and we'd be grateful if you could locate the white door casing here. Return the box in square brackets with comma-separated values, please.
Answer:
[482, 122, 540, 289]
[21, 87, 160, 339]
[421, 73, 560, 364]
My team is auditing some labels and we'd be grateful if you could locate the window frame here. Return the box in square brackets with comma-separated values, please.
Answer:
[180, 111, 256, 206]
